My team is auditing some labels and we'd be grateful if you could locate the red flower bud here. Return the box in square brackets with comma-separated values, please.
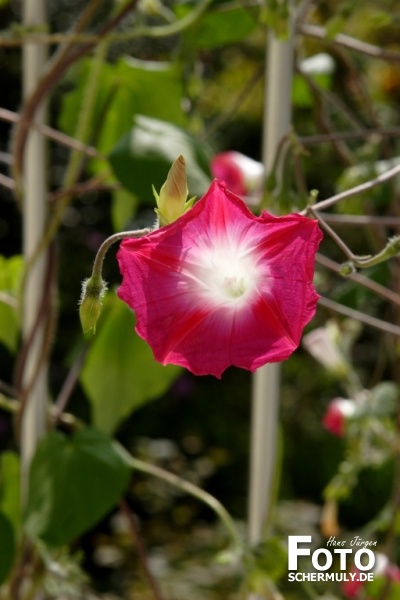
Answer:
[211, 151, 264, 205]
[322, 398, 356, 437]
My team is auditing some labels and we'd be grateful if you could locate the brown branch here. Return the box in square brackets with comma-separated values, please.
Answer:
[53, 345, 88, 425]
[0, 173, 16, 190]
[0, 107, 105, 160]
[311, 209, 355, 261]
[315, 213, 400, 227]
[11, 0, 138, 190]
[203, 65, 264, 140]
[299, 126, 400, 146]
[304, 160, 400, 213]
[48, 177, 119, 203]
[300, 23, 400, 63]
[119, 501, 166, 600]
[318, 296, 400, 337]
[297, 68, 361, 164]
[13, 244, 57, 440]
[316, 253, 400, 309]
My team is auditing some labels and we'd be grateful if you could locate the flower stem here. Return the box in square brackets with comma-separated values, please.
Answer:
[80, 228, 152, 333]
[123, 452, 244, 553]
[91, 228, 152, 282]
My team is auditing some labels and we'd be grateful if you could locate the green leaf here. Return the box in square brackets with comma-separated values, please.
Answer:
[366, 575, 400, 600]
[0, 512, 15, 584]
[252, 537, 288, 582]
[111, 187, 138, 232]
[58, 59, 112, 140]
[108, 115, 212, 201]
[261, 0, 290, 38]
[186, 5, 258, 49]
[80, 294, 182, 433]
[59, 57, 188, 178]
[366, 382, 399, 417]
[336, 158, 400, 213]
[0, 255, 23, 352]
[0, 451, 20, 534]
[294, 54, 334, 108]
[24, 429, 131, 546]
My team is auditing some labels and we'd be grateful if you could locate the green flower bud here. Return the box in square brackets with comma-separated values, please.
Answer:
[154, 155, 195, 226]
[79, 276, 107, 334]
[339, 261, 356, 277]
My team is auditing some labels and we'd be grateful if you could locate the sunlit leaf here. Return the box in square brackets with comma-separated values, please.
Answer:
[261, 0, 290, 38]
[111, 187, 139, 232]
[59, 57, 188, 177]
[0, 512, 15, 584]
[24, 429, 131, 546]
[366, 577, 400, 600]
[294, 54, 334, 108]
[80, 293, 182, 433]
[0, 255, 23, 352]
[0, 451, 20, 534]
[184, 5, 258, 49]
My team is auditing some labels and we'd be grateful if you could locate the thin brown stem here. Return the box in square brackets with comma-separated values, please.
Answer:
[318, 296, 400, 337]
[48, 176, 118, 204]
[315, 213, 400, 227]
[311, 209, 355, 261]
[0, 107, 105, 160]
[304, 161, 400, 214]
[0, 173, 16, 190]
[53, 345, 88, 425]
[316, 253, 400, 308]
[14, 244, 57, 441]
[203, 65, 264, 141]
[119, 500, 166, 600]
[11, 0, 138, 190]
[299, 126, 400, 146]
[300, 23, 400, 63]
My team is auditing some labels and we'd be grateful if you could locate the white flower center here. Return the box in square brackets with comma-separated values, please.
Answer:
[190, 242, 263, 307]
[208, 259, 253, 301]
[222, 275, 247, 298]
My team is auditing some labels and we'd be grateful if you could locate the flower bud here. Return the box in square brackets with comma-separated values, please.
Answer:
[154, 155, 195, 226]
[210, 151, 264, 206]
[79, 276, 107, 334]
[302, 325, 350, 378]
[322, 398, 356, 436]
[339, 261, 356, 276]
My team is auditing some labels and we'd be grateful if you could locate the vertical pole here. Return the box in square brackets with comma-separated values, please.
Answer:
[21, 0, 48, 505]
[248, 0, 294, 583]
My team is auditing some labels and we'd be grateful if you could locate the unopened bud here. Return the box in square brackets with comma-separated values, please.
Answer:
[339, 261, 356, 277]
[210, 151, 264, 206]
[302, 326, 349, 378]
[154, 155, 195, 226]
[79, 276, 107, 334]
[322, 398, 356, 437]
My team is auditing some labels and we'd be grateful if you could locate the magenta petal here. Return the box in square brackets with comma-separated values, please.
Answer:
[117, 180, 323, 378]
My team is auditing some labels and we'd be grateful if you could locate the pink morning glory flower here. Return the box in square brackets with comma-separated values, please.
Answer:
[117, 180, 322, 378]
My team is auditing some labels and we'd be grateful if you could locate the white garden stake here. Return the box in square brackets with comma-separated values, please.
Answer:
[248, 3, 294, 597]
[20, 0, 49, 505]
